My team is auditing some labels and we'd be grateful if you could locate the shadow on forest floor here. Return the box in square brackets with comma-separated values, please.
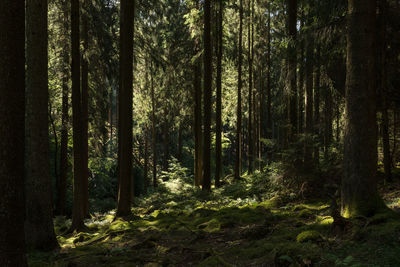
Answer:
[28, 168, 400, 266]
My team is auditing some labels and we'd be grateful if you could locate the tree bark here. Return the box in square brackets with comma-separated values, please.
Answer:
[58, 0, 69, 216]
[163, 116, 169, 171]
[144, 129, 149, 193]
[151, 62, 158, 188]
[215, 0, 223, 187]
[81, 6, 89, 218]
[324, 87, 333, 159]
[304, 35, 314, 167]
[313, 45, 321, 166]
[341, 0, 382, 217]
[235, 0, 244, 179]
[70, 0, 86, 231]
[266, 5, 272, 140]
[203, 0, 212, 191]
[0, 0, 27, 265]
[247, 0, 254, 174]
[379, 0, 392, 183]
[288, 0, 298, 139]
[25, 0, 58, 249]
[298, 19, 305, 134]
[116, 0, 134, 217]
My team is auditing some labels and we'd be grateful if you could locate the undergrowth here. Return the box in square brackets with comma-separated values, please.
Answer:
[28, 165, 400, 266]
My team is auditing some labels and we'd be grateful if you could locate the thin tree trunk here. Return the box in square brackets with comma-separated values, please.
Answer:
[298, 19, 305, 134]
[324, 87, 333, 159]
[336, 93, 340, 142]
[163, 116, 169, 171]
[203, 0, 212, 191]
[304, 35, 314, 167]
[116, 0, 134, 217]
[215, 0, 223, 187]
[151, 62, 158, 188]
[288, 0, 298, 138]
[248, 0, 254, 174]
[235, 0, 244, 179]
[70, 0, 86, 231]
[109, 84, 113, 153]
[341, 0, 382, 217]
[313, 45, 321, 166]
[81, 8, 89, 218]
[0, 0, 27, 264]
[144, 129, 149, 193]
[59, 1, 69, 215]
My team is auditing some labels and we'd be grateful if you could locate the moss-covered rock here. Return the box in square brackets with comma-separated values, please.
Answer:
[197, 218, 221, 233]
[297, 209, 313, 219]
[296, 230, 322, 243]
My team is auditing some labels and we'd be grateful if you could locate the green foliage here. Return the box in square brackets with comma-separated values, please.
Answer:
[89, 157, 117, 212]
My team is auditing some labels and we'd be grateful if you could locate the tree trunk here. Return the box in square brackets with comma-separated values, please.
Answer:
[382, 103, 392, 182]
[0, 0, 27, 265]
[235, 0, 244, 180]
[151, 62, 158, 188]
[144, 129, 149, 193]
[324, 87, 333, 159]
[341, 0, 382, 218]
[304, 35, 314, 167]
[379, 0, 392, 183]
[116, 0, 134, 217]
[266, 5, 272, 140]
[25, 0, 58, 249]
[313, 45, 321, 166]
[59, 0, 69, 216]
[215, 0, 223, 187]
[203, 0, 212, 191]
[288, 0, 298, 138]
[70, 0, 86, 231]
[247, 0, 254, 174]
[81, 7, 89, 218]
[163, 116, 169, 171]
[298, 19, 305, 134]
[336, 93, 340, 142]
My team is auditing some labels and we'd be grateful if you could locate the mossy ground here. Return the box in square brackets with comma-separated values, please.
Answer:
[28, 171, 400, 266]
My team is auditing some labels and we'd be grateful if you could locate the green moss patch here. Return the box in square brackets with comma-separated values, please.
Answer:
[296, 230, 322, 243]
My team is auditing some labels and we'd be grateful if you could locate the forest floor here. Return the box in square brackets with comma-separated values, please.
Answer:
[28, 166, 400, 266]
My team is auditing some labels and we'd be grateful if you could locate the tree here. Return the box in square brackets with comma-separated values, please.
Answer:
[58, 0, 70, 216]
[25, 0, 59, 250]
[215, 0, 224, 187]
[193, 0, 203, 187]
[304, 33, 314, 167]
[248, 0, 254, 174]
[313, 45, 321, 166]
[202, 0, 212, 191]
[288, 0, 298, 139]
[70, 0, 86, 231]
[266, 3, 272, 140]
[116, 0, 134, 216]
[0, 0, 27, 265]
[235, 0, 244, 180]
[151, 62, 158, 188]
[81, 4, 90, 218]
[379, 0, 392, 183]
[341, 0, 383, 217]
